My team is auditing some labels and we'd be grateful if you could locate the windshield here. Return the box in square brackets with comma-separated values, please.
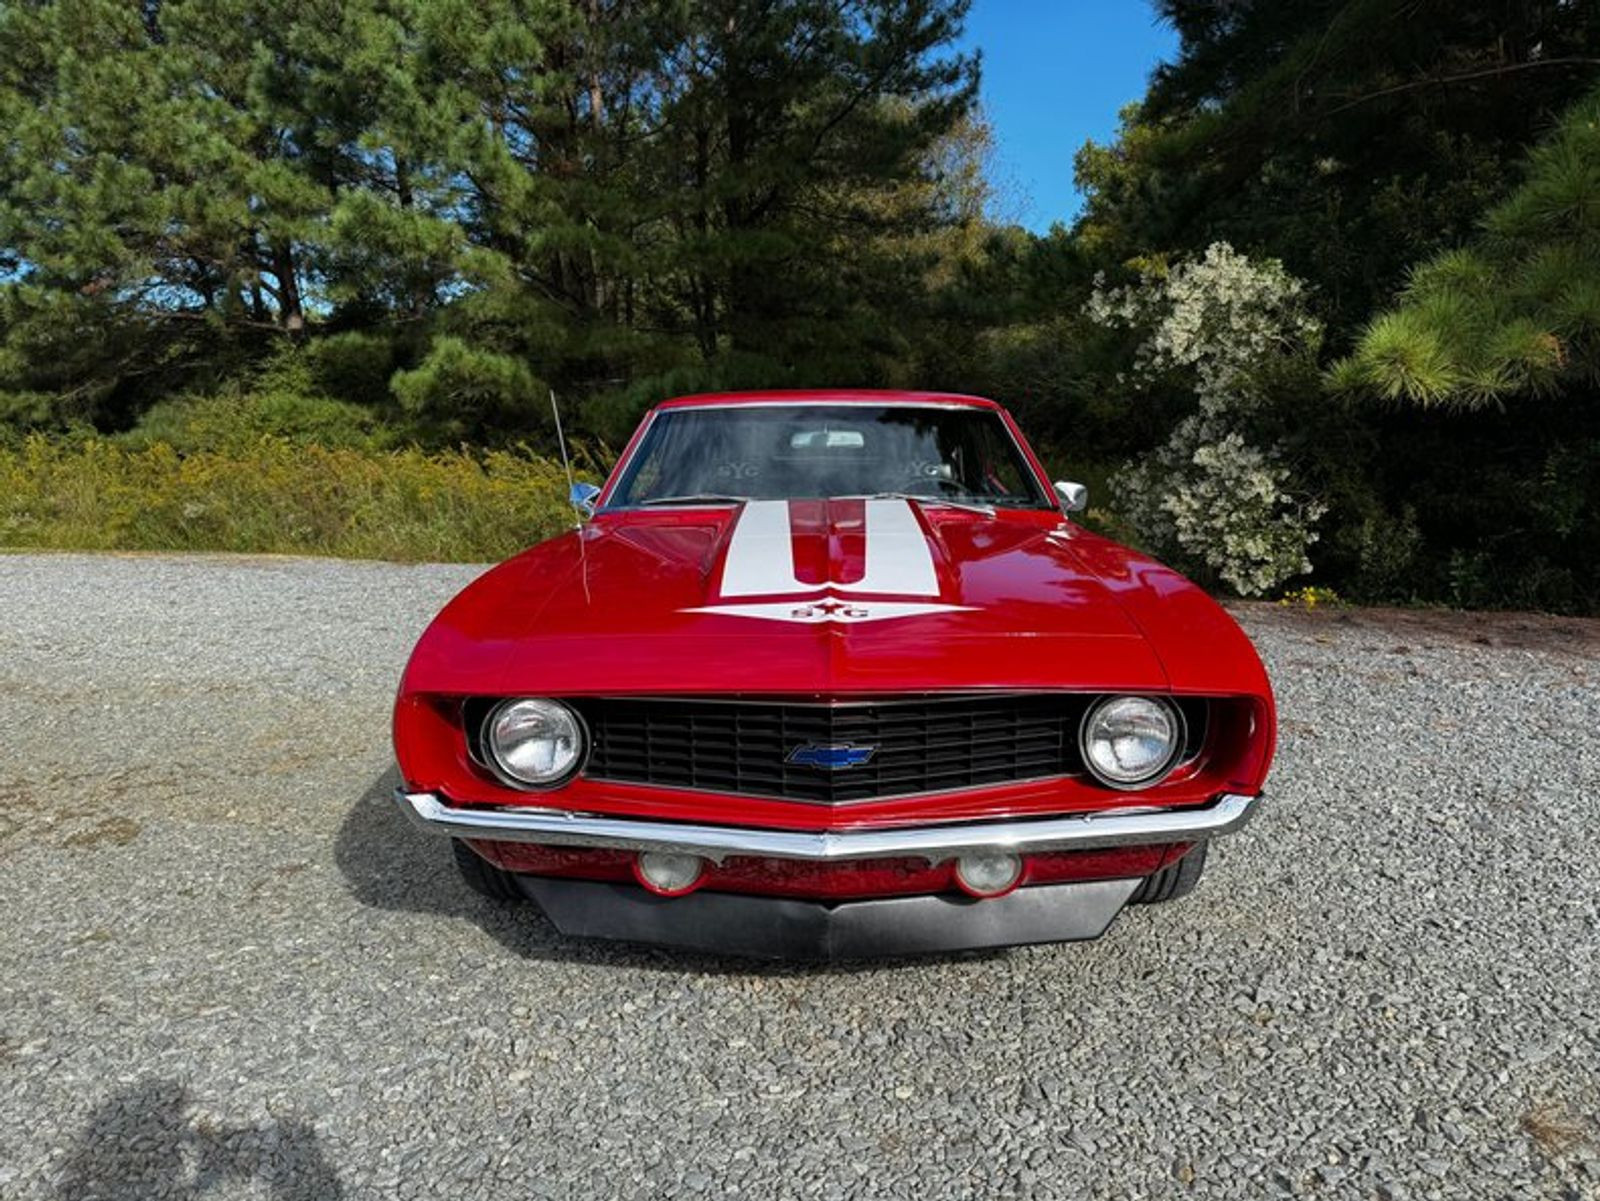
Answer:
[607, 404, 1052, 509]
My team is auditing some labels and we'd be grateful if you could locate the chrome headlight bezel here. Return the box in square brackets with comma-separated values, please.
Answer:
[1078, 694, 1187, 791]
[481, 697, 588, 790]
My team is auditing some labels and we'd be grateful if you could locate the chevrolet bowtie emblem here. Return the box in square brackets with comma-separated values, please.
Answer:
[786, 743, 878, 771]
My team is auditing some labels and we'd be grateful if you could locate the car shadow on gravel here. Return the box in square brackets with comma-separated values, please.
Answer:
[56, 1078, 341, 1200]
[334, 767, 1005, 976]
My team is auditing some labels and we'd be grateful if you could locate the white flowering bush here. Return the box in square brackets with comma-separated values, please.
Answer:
[1115, 417, 1326, 595]
[1087, 243, 1325, 596]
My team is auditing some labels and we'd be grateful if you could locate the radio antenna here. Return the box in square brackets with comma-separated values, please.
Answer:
[550, 387, 592, 603]
[550, 388, 580, 527]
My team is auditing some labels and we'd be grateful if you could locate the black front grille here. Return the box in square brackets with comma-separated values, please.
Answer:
[569, 695, 1094, 803]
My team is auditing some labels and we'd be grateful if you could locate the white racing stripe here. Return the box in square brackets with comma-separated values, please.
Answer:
[716, 498, 939, 599]
[699, 497, 955, 622]
[835, 499, 939, 597]
[717, 500, 805, 597]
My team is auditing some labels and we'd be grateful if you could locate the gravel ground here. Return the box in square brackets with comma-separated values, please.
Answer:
[1, 552, 1597, 1201]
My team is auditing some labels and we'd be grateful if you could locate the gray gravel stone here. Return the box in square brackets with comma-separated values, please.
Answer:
[1, 552, 1597, 1200]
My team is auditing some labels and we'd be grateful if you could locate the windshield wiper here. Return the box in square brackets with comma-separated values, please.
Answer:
[638, 493, 749, 507]
[861, 491, 996, 516]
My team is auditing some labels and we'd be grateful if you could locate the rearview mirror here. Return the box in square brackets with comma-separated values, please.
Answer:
[1054, 480, 1088, 512]
[789, 429, 865, 449]
[570, 481, 602, 518]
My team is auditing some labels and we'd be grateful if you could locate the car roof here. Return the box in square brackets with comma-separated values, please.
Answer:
[650, 389, 1003, 413]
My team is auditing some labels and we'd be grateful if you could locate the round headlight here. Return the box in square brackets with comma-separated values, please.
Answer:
[1079, 695, 1184, 789]
[485, 698, 586, 787]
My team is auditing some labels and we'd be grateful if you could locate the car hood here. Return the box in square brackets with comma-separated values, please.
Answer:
[404, 498, 1264, 697]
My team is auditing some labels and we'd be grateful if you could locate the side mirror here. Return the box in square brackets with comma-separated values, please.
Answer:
[569, 481, 602, 518]
[1054, 480, 1088, 512]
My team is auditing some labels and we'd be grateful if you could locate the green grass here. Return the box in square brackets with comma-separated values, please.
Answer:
[0, 435, 580, 562]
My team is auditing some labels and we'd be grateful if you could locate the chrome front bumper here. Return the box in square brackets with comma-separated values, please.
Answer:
[392, 788, 1259, 864]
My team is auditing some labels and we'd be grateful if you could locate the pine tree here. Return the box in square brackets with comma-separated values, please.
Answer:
[0, 0, 473, 422]
[1335, 84, 1600, 407]
[1074, 0, 1600, 340]
[0, 0, 978, 438]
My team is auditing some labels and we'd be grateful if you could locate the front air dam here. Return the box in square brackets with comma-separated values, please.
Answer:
[517, 875, 1142, 960]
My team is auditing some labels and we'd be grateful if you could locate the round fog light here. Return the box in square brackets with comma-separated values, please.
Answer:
[634, 851, 707, 896]
[953, 850, 1024, 898]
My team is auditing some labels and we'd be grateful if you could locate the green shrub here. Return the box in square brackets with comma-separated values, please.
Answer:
[117, 345, 397, 453]
[0, 389, 86, 441]
[123, 390, 395, 454]
[304, 332, 401, 409]
[390, 336, 548, 443]
[0, 435, 579, 562]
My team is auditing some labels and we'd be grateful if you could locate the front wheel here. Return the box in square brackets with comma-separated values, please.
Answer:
[452, 839, 523, 902]
[1128, 843, 1208, 905]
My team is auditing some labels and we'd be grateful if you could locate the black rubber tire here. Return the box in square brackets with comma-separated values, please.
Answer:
[1128, 843, 1208, 905]
[452, 839, 523, 902]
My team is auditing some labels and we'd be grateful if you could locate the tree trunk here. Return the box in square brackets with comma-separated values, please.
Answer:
[271, 241, 304, 334]
[693, 123, 717, 359]
[720, 14, 768, 356]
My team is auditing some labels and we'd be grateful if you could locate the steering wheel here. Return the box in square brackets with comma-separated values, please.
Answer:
[894, 464, 963, 496]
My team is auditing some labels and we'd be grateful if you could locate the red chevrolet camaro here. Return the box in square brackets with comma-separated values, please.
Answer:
[393, 390, 1275, 958]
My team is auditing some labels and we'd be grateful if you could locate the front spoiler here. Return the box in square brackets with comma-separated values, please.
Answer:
[393, 788, 1259, 864]
[519, 875, 1143, 960]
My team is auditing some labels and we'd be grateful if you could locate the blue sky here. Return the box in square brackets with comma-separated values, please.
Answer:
[959, 2, 1179, 232]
